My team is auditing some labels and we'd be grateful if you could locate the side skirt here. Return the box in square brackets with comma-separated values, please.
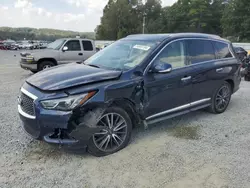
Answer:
[145, 100, 211, 125]
[147, 110, 190, 125]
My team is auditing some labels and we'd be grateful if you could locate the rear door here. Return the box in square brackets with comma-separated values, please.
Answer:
[187, 39, 234, 106]
[59, 40, 83, 63]
[81, 40, 95, 60]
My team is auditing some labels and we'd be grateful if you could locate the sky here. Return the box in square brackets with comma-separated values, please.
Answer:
[0, 0, 177, 32]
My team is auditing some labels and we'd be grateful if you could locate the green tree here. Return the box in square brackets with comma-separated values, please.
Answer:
[96, 0, 144, 40]
[143, 0, 162, 33]
[0, 27, 95, 41]
[95, 0, 249, 41]
[222, 0, 250, 41]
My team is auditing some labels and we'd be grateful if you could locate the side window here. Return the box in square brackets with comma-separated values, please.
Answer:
[82, 40, 93, 51]
[214, 41, 232, 59]
[154, 40, 187, 69]
[187, 40, 216, 64]
[64, 40, 81, 51]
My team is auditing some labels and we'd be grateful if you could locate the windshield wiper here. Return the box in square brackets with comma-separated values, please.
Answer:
[88, 64, 100, 68]
[82, 62, 100, 68]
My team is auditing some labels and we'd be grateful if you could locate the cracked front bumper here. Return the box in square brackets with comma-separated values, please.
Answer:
[18, 83, 97, 151]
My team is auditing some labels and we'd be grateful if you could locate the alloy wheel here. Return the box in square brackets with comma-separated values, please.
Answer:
[215, 85, 231, 111]
[93, 113, 128, 152]
[43, 65, 51, 70]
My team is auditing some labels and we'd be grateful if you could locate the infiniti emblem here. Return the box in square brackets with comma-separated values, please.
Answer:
[17, 96, 22, 105]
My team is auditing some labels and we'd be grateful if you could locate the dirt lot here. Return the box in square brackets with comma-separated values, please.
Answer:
[1, 50, 250, 188]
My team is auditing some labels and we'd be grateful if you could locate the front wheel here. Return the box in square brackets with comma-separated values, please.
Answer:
[87, 107, 132, 157]
[208, 81, 232, 114]
[38, 61, 55, 71]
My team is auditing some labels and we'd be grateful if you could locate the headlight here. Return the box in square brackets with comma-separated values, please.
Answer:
[26, 55, 34, 62]
[26, 55, 34, 59]
[40, 91, 96, 111]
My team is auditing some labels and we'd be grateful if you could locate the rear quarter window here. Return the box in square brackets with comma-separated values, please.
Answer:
[213, 41, 233, 59]
[186, 39, 216, 64]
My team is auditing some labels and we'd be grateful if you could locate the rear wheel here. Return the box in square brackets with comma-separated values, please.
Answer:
[87, 107, 132, 157]
[38, 61, 55, 71]
[30, 70, 38, 74]
[208, 81, 232, 114]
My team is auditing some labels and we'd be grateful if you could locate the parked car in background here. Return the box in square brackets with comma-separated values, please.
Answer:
[234, 47, 248, 62]
[39, 42, 48, 49]
[19, 38, 96, 73]
[0, 41, 7, 50]
[18, 41, 33, 49]
[18, 33, 241, 156]
[3, 39, 18, 50]
[233, 43, 250, 55]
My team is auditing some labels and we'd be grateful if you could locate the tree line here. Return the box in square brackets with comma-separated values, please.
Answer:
[0, 27, 95, 41]
[96, 0, 250, 42]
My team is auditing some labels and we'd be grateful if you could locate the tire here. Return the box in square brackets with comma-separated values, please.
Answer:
[208, 81, 232, 114]
[83, 106, 132, 157]
[38, 61, 55, 71]
[30, 70, 38, 74]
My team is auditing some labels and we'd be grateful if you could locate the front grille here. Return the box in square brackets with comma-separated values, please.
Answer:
[20, 93, 35, 116]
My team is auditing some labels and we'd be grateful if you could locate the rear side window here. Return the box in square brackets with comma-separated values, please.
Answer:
[64, 40, 81, 51]
[82, 40, 93, 51]
[186, 39, 216, 64]
[214, 41, 232, 59]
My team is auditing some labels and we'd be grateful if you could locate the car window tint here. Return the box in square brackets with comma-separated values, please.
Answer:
[214, 41, 233, 59]
[82, 40, 93, 51]
[65, 40, 81, 51]
[154, 40, 187, 69]
[187, 39, 215, 64]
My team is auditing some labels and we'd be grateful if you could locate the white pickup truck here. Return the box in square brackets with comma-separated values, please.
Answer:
[20, 38, 96, 73]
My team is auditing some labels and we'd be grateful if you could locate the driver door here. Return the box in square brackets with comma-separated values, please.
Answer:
[144, 40, 194, 120]
[59, 40, 83, 64]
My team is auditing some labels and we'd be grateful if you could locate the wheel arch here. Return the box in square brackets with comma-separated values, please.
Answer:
[37, 58, 57, 65]
[225, 79, 234, 92]
[73, 98, 142, 128]
[109, 98, 142, 127]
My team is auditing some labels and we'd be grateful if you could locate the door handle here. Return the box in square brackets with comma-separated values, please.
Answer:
[78, 53, 83, 56]
[216, 68, 223, 72]
[181, 76, 192, 81]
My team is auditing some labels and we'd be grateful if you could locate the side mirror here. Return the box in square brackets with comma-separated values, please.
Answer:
[62, 46, 68, 52]
[151, 63, 172, 73]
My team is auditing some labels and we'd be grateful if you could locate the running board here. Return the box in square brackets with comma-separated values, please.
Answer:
[147, 110, 189, 125]
[145, 103, 211, 125]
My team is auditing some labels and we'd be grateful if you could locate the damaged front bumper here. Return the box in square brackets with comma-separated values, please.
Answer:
[19, 106, 84, 145]
[18, 83, 95, 150]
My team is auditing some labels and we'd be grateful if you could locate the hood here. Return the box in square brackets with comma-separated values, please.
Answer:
[26, 63, 122, 91]
[20, 49, 55, 57]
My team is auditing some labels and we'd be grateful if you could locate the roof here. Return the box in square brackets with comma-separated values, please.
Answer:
[125, 33, 226, 42]
[60, 38, 93, 41]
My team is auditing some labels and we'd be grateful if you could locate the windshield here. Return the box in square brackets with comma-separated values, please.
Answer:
[47, 39, 66, 50]
[85, 40, 158, 71]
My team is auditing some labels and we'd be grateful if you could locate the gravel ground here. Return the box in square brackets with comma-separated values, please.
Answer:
[1, 50, 250, 188]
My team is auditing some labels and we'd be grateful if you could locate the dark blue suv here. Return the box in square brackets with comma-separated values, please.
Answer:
[18, 33, 241, 156]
